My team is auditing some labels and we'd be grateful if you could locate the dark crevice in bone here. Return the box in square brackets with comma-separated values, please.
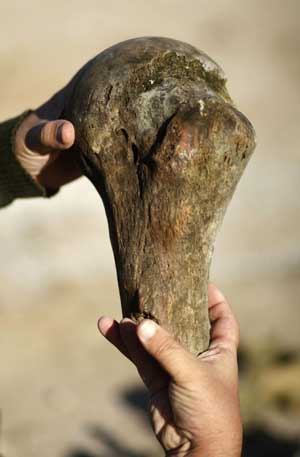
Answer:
[104, 84, 113, 105]
[131, 143, 139, 164]
[120, 128, 129, 143]
[130, 142, 146, 196]
[130, 290, 160, 324]
[136, 162, 145, 197]
[144, 110, 178, 162]
[130, 289, 140, 315]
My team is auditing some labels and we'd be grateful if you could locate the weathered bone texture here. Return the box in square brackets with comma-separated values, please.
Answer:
[65, 37, 256, 355]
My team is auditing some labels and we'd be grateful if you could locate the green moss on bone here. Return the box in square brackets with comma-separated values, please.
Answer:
[130, 52, 231, 103]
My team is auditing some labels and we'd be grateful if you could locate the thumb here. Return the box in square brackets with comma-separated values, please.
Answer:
[25, 120, 75, 155]
[137, 320, 195, 382]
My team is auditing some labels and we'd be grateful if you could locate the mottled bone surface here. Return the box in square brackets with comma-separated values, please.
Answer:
[65, 37, 255, 355]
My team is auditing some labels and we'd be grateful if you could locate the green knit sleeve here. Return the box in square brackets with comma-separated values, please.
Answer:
[0, 111, 46, 208]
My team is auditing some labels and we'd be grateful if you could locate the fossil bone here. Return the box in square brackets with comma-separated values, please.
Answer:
[65, 37, 256, 355]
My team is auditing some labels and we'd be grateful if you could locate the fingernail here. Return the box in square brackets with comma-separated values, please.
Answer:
[56, 124, 64, 144]
[139, 320, 157, 342]
[120, 317, 132, 324]
[97, 316, 113, 335]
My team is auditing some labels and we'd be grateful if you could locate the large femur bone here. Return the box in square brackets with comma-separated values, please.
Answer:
[65, 37, 255, 355]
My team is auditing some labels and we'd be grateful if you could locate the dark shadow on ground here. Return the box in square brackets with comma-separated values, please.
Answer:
[64, 384, 300, 457]
[242, 428, 300, 457]
[121, 384, 149, 422]
[65, 424, 153, 457]
[64, 386, 153, 457]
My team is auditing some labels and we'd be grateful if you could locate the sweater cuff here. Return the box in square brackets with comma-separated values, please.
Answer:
[0, 111, 48, 208]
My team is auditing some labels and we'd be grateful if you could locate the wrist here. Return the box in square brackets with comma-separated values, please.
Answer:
[192, 435, 242, 457]
[0, 111, 46, 207]
[15, 112, 60, 197]
[166, 449, 241, 457]
[15, 112, 41, 177]
[165, 438, 242, 457]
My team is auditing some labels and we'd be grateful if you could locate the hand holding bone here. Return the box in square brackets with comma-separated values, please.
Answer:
[15, 74, 81, 191]
[98, 284, 242, 457]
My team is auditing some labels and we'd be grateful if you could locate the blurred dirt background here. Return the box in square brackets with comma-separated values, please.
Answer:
[0, 1, 300, 456]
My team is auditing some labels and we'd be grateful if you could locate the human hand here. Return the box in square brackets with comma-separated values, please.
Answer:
[98, 284, 241, 457]
[15, 74, 83, 192]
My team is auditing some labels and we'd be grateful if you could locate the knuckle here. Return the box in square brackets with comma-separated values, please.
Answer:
[153, 336, 178, 360]
[41, 122, 51, 146]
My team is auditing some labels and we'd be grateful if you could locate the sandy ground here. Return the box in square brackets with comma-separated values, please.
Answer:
[0, 1, 300, 456]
